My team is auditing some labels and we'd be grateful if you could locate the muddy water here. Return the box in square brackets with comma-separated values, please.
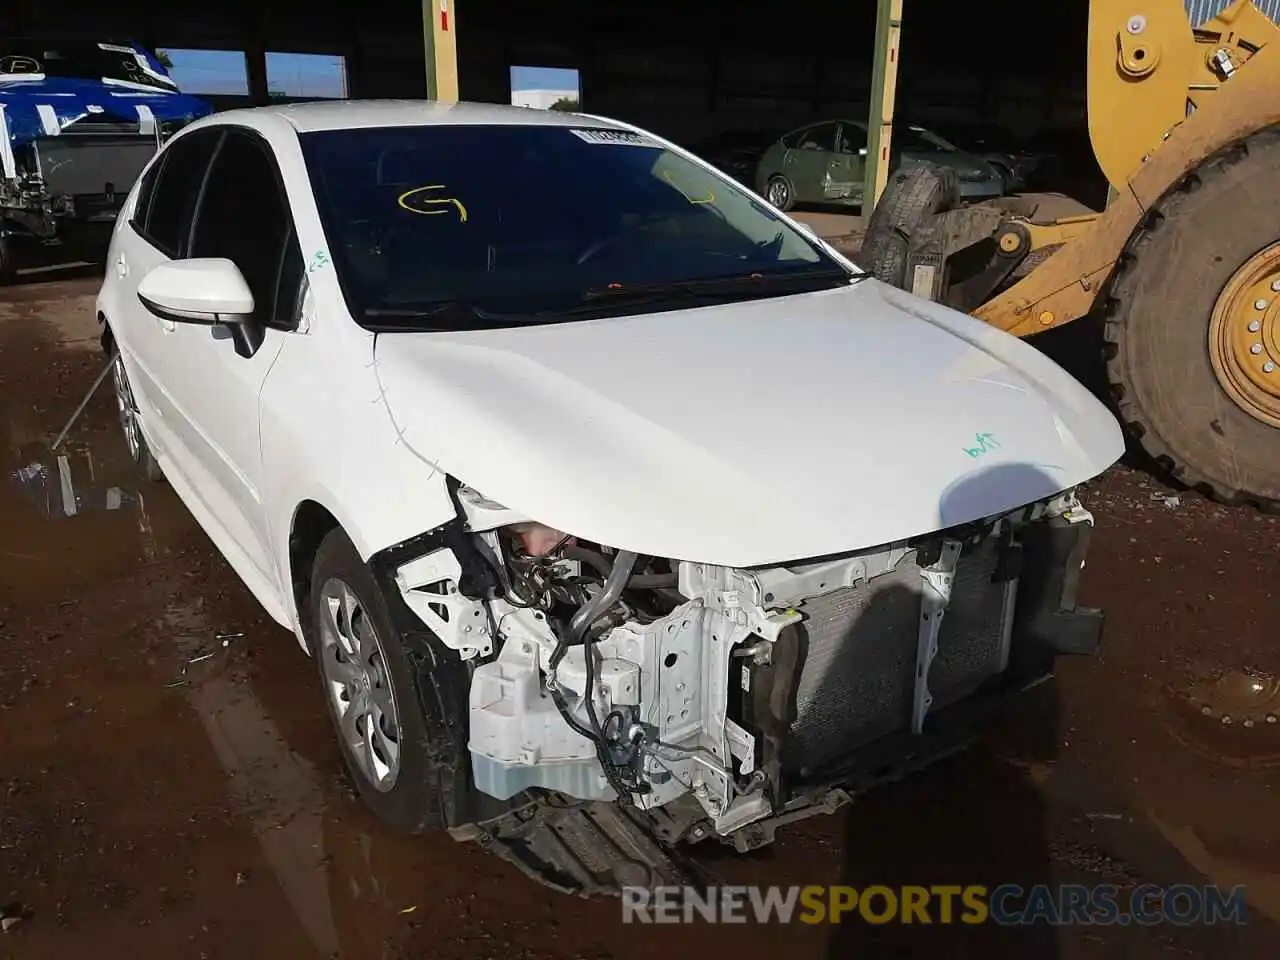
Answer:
[2, 278, 1280, 959]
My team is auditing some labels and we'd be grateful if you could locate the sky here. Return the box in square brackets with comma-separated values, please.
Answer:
[509, 65, 580, 95]
[159, 48, 348, 98]
[158, 49, 580, 101]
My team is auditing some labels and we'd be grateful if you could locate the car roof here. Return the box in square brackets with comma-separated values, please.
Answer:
[193, 99, 630, 134]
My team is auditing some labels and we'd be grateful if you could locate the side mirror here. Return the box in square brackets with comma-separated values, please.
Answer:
[137, 258, 265, 358]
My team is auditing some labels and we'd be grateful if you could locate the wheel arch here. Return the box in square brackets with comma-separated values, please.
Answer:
[287, 498, 343, 651]
[277, 472, 459, 650]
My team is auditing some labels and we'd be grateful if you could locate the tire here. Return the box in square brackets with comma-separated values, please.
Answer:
[0, 235, 15, 285]
[857, 163, 961, 289]
[105, 339, 165, 481]
[1103, 125, 1280, 511]
[308, 527, 446, 833]
[765, 174, 795, 212]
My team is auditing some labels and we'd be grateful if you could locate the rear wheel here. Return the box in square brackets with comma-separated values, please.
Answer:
[765, 175, 795, 212]
[109, 349, 165, 481]
[1103, 125, 1280, 510]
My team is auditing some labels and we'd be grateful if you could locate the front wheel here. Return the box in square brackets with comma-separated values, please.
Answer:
[308, 528, 446, 833]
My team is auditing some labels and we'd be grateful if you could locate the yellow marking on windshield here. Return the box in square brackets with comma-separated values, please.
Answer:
[661, 170, 715, 205]
[397, 185, 469, 222]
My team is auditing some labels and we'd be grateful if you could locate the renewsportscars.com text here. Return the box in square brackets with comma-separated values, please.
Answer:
[621, 884, 1248, 926]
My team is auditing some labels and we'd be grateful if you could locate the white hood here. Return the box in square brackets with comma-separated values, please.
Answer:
[372, 279, 1124, 567]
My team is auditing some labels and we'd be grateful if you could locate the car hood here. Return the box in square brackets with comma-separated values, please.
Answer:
[372, 279, 1123, 567]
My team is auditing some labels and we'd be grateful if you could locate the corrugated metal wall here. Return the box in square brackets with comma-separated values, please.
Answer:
[1185, 0, 1280, 25]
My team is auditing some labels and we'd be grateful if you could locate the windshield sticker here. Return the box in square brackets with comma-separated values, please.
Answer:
[963, 433, 1001, 458]
[397, 184, 469, 223]
[570, 128, 660, 148]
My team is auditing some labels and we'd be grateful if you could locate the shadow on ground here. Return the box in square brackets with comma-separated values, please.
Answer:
[826, 685, 1060, 958]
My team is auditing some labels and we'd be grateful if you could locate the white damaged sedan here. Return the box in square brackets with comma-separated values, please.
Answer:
[96, 101, 1124, 891]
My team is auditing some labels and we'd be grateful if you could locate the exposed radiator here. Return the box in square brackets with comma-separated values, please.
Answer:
[785, 538, 1014, 774]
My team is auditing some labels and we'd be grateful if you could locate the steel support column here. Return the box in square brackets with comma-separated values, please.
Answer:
[862, 0, 904, 212]
[423, 0, 460, 101]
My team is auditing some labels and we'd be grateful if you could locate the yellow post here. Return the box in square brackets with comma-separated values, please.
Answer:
[862, 0, 904, 212]
[423, 0, 460, 102]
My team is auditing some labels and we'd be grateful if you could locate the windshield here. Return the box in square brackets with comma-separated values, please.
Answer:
[897, 125, 958, 153]
[299, 124, 851, 330]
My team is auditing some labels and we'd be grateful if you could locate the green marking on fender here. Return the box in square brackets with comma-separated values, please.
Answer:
[963, 433, 1001, 458]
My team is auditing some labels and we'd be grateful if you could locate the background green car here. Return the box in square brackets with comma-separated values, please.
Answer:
[753, 119, 1005, 211]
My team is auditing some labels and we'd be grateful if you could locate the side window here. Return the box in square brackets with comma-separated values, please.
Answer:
[837, 123, 868, 155]
[797, 123, 837, 153]
[188, 129, 304, 331]
[272, 224, 307, 331]
[128, 157, 162, 233]
[141, 128, 221, 257]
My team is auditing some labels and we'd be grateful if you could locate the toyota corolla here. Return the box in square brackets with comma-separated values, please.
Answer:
[95, 100, 1123, 892]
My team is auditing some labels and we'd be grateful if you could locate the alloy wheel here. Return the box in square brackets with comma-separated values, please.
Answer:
[317, 577, 402, 792]
[111, 355, 142, 462]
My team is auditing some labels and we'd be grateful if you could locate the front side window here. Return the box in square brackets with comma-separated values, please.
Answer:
[189, 129, 303, 330]
[300, 124, 850, 330]
[837, 123, 868, 155]
[140, 127, 222, 257]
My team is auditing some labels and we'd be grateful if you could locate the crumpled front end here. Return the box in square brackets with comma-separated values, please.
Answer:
[383, 480, 1101, 856]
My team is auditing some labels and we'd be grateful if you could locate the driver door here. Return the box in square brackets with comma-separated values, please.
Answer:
[783, 122, 838, 204]
[142, 127, 305, 591]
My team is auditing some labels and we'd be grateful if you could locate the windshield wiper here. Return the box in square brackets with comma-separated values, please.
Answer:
[582, 266, 859, 303]
[362, 267, 867, 330]
[362, 302, 529, 330]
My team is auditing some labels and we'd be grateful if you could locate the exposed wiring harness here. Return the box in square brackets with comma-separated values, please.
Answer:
[546, 548, 650, 802]
[490, 529, 681, 804]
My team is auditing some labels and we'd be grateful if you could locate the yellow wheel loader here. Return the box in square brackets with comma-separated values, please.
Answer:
[859, 0, 1280, 509]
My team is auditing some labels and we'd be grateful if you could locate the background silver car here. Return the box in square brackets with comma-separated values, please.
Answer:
[754, 118, 1005, 211]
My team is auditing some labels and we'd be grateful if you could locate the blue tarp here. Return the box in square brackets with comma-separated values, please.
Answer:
[0, 42, 213, 148]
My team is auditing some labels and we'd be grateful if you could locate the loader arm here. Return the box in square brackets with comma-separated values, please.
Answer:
[975, 0, 1280, 337]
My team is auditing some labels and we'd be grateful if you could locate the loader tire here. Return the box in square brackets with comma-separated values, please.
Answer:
[857, 163, 961, 288]
[1103, 125, 1280, 511]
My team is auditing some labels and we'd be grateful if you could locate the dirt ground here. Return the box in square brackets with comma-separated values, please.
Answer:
[2, 275, 1279, 960]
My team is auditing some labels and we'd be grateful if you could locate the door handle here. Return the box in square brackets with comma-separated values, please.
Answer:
[114, 254, 128, 279]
